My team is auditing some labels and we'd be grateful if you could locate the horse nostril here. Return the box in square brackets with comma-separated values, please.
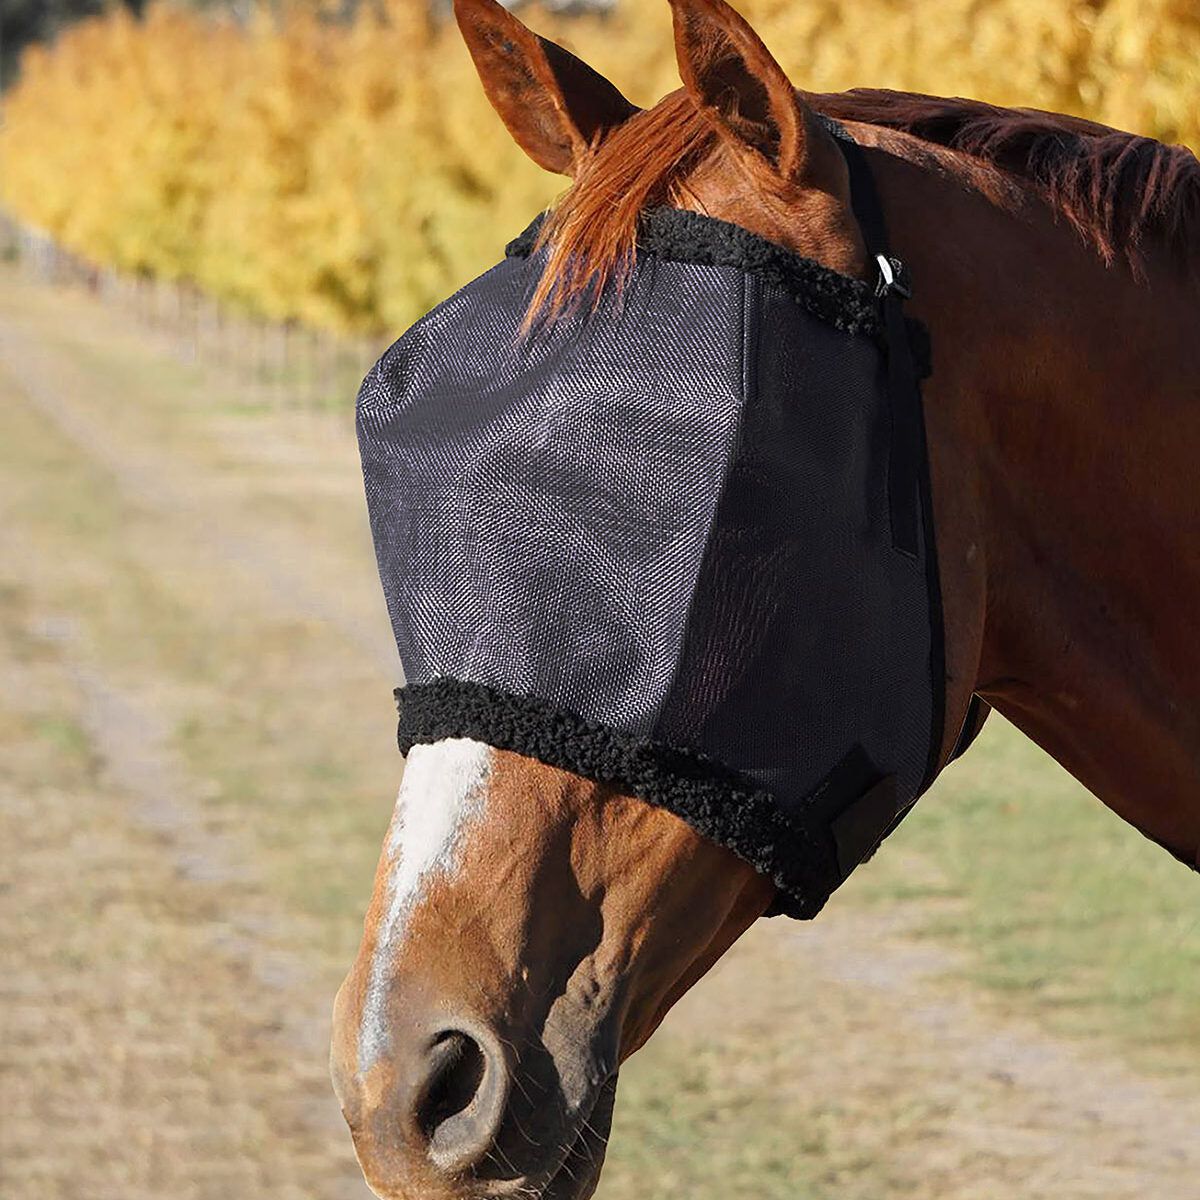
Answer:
[416, 1027, 507, 1173]
[419, 1031, 486, 1134]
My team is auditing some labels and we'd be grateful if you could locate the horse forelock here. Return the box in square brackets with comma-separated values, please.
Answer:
[525, 89, 718, 327]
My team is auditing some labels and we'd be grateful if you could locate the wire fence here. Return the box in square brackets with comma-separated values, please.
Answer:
[0, 212, 391, 419]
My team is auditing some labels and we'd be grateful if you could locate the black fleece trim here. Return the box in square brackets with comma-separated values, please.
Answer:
[503, 214, 545, 259]
[395, 678, 840, 920]
[506, 208, 931, 378]
[640, 208, 882, 338]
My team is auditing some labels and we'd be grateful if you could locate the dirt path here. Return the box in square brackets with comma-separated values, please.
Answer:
[1, 268, 1197, 1200]
[1, 630, 372, 1200]
[0, 276, 382, 1198]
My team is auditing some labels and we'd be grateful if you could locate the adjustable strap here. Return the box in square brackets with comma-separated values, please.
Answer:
[950, 694, 990, 761]
[838, 137, 924, 559]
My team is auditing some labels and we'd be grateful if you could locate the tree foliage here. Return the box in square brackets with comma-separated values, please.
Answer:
[1, 0, 1196, 333]
[0, 0, 148, 88]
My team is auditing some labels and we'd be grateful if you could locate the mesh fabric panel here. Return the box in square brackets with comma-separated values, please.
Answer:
[357, 210, 937, 915]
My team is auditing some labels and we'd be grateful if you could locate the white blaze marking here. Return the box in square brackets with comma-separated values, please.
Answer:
[357, 737, 493, 1070]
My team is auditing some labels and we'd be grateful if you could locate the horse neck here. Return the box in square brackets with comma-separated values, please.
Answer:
[871, 137, 1200, 866]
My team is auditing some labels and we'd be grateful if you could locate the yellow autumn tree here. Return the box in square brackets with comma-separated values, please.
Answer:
[1, 0, 1196, 333]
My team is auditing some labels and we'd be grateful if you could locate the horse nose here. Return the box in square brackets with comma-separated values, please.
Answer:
[412, 1025, 509, 1174]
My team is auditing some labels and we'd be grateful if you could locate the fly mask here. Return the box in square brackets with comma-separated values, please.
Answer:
[356, 141, 969, 919]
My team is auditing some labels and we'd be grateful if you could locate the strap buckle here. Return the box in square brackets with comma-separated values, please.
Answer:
[875, 253, 913, 300]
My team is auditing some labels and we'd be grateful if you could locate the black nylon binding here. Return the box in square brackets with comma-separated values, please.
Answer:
[838, 138, 924, 560]
[837, 135, 952, 792]
[951, 695, 990, 761]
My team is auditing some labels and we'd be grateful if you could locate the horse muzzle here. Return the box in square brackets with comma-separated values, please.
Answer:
[331, 985, 618, 1200]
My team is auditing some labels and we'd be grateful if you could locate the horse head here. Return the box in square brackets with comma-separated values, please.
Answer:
[333, 1, 960, 1196]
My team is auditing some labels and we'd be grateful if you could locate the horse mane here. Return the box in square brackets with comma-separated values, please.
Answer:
[532, 87, 1200, 321]
[817, 89, 1200, 278]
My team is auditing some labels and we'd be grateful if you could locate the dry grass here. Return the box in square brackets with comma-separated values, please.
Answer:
[1, 265, 1197, 1200]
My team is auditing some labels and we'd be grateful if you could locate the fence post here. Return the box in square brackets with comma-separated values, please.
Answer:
[0, 210, 384, 419]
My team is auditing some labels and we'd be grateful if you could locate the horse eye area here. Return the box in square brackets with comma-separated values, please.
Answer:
[419, 1030, 490, 1147]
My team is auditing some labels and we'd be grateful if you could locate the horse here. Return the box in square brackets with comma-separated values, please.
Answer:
[330, 1, 1200, 1196]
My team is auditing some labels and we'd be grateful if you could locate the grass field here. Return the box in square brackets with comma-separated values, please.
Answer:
[853, 723, 1200, 1070]
[1, 265, 1197, 1200]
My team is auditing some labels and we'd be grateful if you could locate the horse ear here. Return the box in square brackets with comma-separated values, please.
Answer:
[668, 0, 818, 184]
[453, 0, 639, 177]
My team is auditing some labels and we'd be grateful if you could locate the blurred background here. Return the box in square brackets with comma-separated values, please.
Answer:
[1, 2, 1197, 1199]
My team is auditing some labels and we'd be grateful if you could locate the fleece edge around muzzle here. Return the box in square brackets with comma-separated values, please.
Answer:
[395, 677, 896, 920]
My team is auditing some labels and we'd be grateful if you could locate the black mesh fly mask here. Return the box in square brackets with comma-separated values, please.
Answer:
[357, 141, 975, 918]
